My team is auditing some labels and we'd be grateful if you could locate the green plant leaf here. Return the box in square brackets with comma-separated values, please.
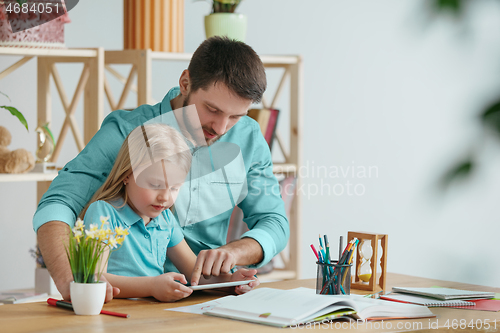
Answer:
[481, 99, 500, 136]
[440, 159, 474, 189]
[0, 91, 11, 102]
[432, 0, 463, 17]
[211, 0, 241, 13]
[1, 105, 29, 131]
[216, 0, 240, 4]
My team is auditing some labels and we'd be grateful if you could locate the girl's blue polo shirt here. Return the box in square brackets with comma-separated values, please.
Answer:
[83, 200, 184, 277]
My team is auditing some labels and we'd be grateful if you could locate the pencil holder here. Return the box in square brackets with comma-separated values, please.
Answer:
[316, 261, 352, 295]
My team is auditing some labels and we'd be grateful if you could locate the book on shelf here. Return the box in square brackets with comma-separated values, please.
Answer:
[279, 175, 297, 216]
[203, 288, 435, 327]
[247, 108, 279, 151]
[391, 287, 495, 300]
[0, 291, 48, 304]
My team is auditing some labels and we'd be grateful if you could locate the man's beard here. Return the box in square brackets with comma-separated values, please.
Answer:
[183, 93, 222, 146]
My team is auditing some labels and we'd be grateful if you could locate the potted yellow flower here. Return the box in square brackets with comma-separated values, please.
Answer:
[200, 0, 247, 42]
[65, 217, 128, 315]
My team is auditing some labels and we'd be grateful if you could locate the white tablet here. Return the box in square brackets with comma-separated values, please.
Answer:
[189, 280, 253, 290]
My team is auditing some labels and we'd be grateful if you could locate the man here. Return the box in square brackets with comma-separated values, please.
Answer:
[33, 37, 289, 301]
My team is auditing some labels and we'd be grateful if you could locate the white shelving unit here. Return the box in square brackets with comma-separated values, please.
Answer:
[0, 47, 104, 201]
[0, 173, 57, 182]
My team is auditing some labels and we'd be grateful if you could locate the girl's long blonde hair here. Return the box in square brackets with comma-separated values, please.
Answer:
[79, 123, 192, 219]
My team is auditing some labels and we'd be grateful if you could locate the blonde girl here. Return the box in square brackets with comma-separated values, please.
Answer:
[81, 123, 258, 302]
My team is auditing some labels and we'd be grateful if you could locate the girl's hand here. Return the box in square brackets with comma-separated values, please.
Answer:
[152, 272, 193, 302]
[231, 268, 259, 295]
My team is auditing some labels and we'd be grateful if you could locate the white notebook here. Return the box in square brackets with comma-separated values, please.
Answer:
[381, 293, 475, 307]
[391, 287, 494, 300]
[204, 287, 434, 327]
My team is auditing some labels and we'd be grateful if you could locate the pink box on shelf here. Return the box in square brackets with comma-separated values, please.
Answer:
[0, 1, 70, 48]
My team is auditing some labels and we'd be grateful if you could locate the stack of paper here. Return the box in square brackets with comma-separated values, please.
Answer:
[382, 287, 500, 311]
[391, 287, 495, 300]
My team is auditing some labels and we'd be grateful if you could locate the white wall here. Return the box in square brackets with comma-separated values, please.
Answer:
[1, 0, 499, 291]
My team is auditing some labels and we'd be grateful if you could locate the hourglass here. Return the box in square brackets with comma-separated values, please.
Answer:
[348, 232, 388, 292]
[358, 239, 373, 283]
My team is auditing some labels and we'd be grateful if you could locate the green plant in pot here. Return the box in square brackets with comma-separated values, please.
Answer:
[1, 91, 28, 132]
[200, 0, 246, 42]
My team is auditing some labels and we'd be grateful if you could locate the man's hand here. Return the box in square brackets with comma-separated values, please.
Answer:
[231, 268, 259, 295]
[190, 248, 237, 286]
[190, 238, 263, 286]
[151, 273, 193, 302]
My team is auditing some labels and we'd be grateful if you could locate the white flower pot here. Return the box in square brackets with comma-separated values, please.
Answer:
[34, 267, 58, 296]
[70, 281, 106, 315]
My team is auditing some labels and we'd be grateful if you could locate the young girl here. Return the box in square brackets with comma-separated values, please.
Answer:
[80, 123, 258, 302]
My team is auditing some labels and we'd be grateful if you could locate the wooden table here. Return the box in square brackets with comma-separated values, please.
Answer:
[1, 273, 499, 332]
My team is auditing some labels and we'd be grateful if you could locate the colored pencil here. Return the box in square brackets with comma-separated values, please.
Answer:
[310, 244, 319, 260]
[47, 298, 130, 318]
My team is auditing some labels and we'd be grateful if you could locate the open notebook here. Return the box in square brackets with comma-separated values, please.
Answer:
[204, 288, 435, 327]
[392, 287, 495, 300]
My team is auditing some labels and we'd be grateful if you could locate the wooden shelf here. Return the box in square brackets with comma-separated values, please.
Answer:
[104, 50, 300, 65]
[0, 173, 57, 182]
[152, 51, 193, 61]
[0, 47, 98, 57]
[260, 55, 300, 66]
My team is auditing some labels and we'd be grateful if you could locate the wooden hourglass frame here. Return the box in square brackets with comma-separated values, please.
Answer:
[347, 231, 388, 292]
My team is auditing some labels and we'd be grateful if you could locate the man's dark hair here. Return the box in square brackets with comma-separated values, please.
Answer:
[188, 37, 267, 103]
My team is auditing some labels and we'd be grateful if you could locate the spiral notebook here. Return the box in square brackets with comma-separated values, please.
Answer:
[380, 293, 475, 307]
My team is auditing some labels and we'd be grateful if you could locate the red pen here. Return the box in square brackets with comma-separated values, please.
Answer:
[47, 298, 130, 318]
